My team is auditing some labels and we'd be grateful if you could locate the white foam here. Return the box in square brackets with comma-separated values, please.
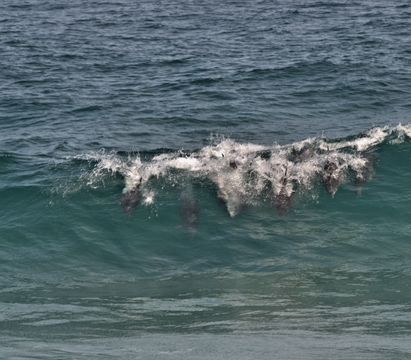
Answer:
[76, 124, 410, 216]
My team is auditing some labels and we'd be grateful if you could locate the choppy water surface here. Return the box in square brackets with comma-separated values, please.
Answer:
[1, 0, 411, 359]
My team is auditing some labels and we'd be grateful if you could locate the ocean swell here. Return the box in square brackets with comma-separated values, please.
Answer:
[73, 124, 411, 217]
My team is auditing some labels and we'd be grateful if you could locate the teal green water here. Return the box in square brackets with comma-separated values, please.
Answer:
[1, 131, 411, 359]
[1, 0, 411, 358]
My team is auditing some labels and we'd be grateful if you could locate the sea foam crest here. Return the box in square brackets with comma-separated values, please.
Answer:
[79, 125, 411, 216]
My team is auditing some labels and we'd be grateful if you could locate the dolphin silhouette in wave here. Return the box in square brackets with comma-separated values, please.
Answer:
[121, 181, 142, 216]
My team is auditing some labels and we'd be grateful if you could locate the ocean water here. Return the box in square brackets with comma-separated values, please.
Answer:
[1, 0, 411, 358]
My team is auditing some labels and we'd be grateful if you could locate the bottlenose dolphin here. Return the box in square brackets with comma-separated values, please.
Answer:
[274, 166, 295, 215]
[180, 187, 200, 231]
[323, 160, 342, 196]
[121, 187, 141, 215]
[275, 188, 294, 215]
[289, 145, 314, 163]
[355, 154, 375, 195]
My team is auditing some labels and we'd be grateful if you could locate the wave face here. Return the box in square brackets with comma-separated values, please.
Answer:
[2, 126, 411, 357]
[2, 132, 411, 353]
[1, 125, 411, 280]
[74, 125, 411, 217]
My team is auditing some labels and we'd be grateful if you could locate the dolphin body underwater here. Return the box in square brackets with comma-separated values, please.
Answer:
[322, 155, 375, 197]
[121, 180, 200, 230]
[180, 187, 200, 231]
[119, 149, 376, 218]
[354, 154, 375, 195]
[274, 166, 295, 216]
[275, 185, 295, 216]
[121, 188, 141, 215]
[322, 160, 341, 197]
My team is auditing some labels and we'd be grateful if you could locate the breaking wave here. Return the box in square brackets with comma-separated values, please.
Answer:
[72, 124, 411, 217]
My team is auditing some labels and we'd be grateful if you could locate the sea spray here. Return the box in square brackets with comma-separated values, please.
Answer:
[72, 124, 411, 216]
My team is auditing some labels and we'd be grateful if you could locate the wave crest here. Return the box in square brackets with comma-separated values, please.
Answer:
[75, 124, 411, 216]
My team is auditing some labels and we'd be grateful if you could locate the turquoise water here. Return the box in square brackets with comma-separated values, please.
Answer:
[1, 0, 411, 358]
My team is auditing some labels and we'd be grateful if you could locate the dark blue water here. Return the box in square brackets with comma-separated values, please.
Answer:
[1, 1, 411, 359]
